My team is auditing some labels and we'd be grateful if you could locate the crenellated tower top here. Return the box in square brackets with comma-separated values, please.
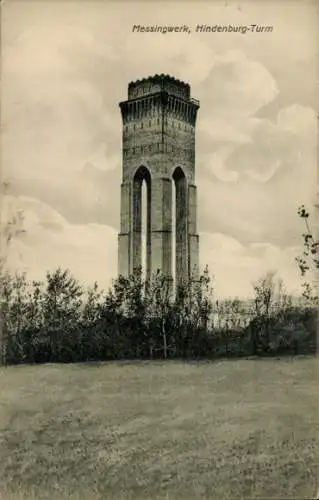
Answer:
[119, 73, 200, 127]
[128, 74, 191, 100]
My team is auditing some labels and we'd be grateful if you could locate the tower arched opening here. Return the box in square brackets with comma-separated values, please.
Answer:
[172, 167, 188, 287]
[132, 166, 151, 280]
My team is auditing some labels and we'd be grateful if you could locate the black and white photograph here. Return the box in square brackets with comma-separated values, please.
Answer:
[1, 1, 318, 499]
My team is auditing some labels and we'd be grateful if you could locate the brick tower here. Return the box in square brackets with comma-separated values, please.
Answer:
[118, 74, 200, 284]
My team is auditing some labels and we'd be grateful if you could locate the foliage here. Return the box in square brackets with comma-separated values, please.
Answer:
[0, 181, 26, 366]
[0, 264, 316, 365]
[296, 204, 319, 303]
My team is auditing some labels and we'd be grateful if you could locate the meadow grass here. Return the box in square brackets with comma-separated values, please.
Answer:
[0, 357, 318, 499]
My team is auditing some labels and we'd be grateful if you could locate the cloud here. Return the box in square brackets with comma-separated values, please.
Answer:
[197, 169, 314, 249]
[196, 102, 317, 247]
[196, 50, 278, 159]
[225, 104, 317, 183]
[2, 12, 121, 183]
[200, 50, 278, 120]
[200, 232, 303, 299]
[277, 104, 317, 139]
[3, 195, 118, 291]
[199, 148, 239, 183]
[7, 163, 121, 229]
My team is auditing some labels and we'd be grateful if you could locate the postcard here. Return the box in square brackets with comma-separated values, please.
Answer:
[1, 1, 318, 499]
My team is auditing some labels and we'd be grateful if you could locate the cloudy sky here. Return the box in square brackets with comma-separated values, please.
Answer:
[1, 0, 318, 298]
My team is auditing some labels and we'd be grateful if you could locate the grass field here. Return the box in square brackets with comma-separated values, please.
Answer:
[0, 357, 318, 500]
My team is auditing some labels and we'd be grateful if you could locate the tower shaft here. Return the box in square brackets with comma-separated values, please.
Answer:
[118, 74, 200, 283]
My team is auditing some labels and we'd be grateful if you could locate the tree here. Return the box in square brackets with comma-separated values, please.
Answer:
[296, 204, 319, 303]
[20, 280, 45, 363]
[215, 298, 247, 331]
[189, 265, 214, 332]
[250, 272, 279, 355]
[145, 270, 174, 359]
[79, 282, 103, 361]
[0, 272, 16, 365]
[0, 181, 26, 366]
[248, 272, 307, 356]
[101, 269, 149, 358]
[169, 266, 214, 358]
[123, 267, 149, 357]
[3, 273, 30, 363]
[253, 271, 276, 318]
[41, 268, 83, 362]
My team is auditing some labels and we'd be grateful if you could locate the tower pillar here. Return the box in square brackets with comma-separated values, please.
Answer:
[118, 181, 131, 277]
[188, 184, 199, 280]
[150, 177, 172, 277]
